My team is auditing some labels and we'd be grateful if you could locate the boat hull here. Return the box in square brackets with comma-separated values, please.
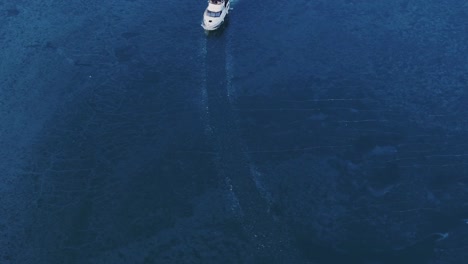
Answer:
[201, 1, 230, 31]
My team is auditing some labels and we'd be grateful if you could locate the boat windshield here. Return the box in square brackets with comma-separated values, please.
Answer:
[209, 0, 224, 4]
[207, 11, 222, 17]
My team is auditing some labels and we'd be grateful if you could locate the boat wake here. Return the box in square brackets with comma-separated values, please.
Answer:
[196, 20, 298, 261]
[198, 37, 213, 136]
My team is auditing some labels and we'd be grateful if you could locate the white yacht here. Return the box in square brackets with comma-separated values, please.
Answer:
[201, 0, 230, 31]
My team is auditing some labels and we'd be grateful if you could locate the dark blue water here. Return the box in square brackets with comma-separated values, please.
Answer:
[1, 0, 467, 263]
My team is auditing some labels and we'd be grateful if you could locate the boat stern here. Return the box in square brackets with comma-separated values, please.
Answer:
[201, 16, 223, 31]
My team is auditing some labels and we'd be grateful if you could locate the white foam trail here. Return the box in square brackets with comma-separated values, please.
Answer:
[224, 29, 273, 210]
[199, 35, 242, 217]
[249, 165, 273, 206]
[224, 176, 243, 218]
[225, 30, 235, 100]
[229, 0, 240, 8]
[199, 37, 213, 135]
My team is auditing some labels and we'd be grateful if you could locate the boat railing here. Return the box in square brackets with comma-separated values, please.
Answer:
[208, 0, 224, 5]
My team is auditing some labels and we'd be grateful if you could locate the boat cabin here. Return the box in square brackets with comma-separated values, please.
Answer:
[209, 0, 225, 5]
[206, 0, 228, 16]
